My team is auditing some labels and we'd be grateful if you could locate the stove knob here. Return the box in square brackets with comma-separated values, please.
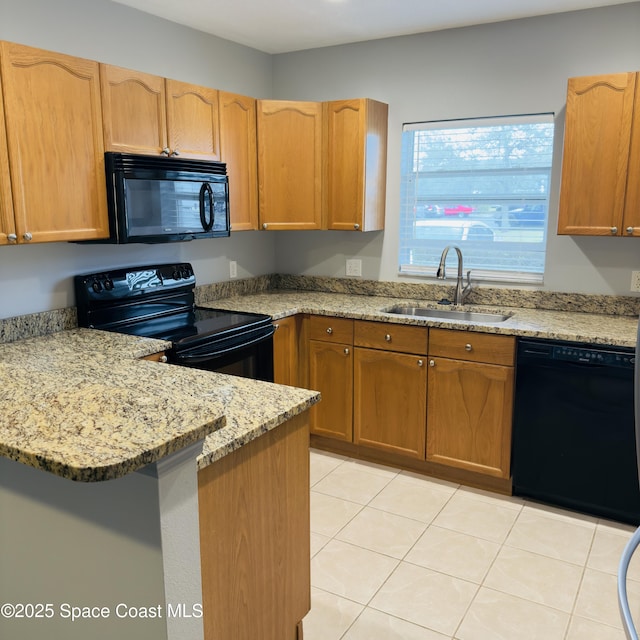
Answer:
[92, 281, 102, 293]
[172, 270, 181, 280]
[104, 279, 114, 291]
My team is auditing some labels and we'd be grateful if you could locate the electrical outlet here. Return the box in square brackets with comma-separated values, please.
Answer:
[631, 271, 640, 292]
[229, 260, 237, 279]
[346, 259, 362, 277]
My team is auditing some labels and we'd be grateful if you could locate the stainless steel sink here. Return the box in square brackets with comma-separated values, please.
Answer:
[384, 305, 513, 323]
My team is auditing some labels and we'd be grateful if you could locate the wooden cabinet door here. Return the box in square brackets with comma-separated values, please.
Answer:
[219, 91, 258, 231]
[100, 64, 167, 155]
[426, 357, 513, 478]
[257, 100, 323, 230]
[0, 42, 109, 243]
[309, 339, 353, 441]
[325, 99, 387, 232]
[166, 79, 220, 160]
[558, 72, 637, 236]
[198, 412, 310, 640]
[354, 347, 427, 459]
[0, 66, 15, 245]
[273, 316, 301, 387]
[624, 74, 640, 235]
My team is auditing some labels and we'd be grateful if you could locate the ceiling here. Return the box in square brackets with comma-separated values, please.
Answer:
[110, 0, 636, 54]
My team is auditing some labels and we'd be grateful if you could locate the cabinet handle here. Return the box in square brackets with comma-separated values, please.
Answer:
[170, 149, 180, 157]
[262, 223, 268, 230]
[429, 360, 435, 367]
[465, 343, 472, 351]
[354, 223, 360, 230]
[417, 359, 424, 367]
[159, 355, 168, 363]
[23, 232, 33, 242]
[273, 324, 280, 331]
[344, 348, 350, 355]
[7, 233, 17, 243]
[385, 334, 391, 342]
[161, 147, 170, 156]
[611, 227, 618, 234]
[627, 227, 634, 235]
[326, 327, 333, 334]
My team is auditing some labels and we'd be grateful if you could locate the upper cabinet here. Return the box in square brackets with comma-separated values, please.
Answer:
[257, 100, 324, 230]
[0, 41, 109, 244]
[325, 99, 388, 232]
[0, 65, 15, 245]
[219, 91, 259, 231]
[256, 98, 389, 232]
[558, 72, 640, 236]
[101, 65, 220, 160]
[165, 79, 220, 160]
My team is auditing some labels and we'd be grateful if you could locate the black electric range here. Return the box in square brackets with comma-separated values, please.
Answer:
[74, 263, 275, 380]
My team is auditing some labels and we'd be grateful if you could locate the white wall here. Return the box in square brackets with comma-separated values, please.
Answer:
[272, 3, 640, 294]
[0, 0, 276, 318]
[1, 2, 640, 318]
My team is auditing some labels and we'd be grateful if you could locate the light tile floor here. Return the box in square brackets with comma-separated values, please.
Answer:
[304, 448, 640, 640]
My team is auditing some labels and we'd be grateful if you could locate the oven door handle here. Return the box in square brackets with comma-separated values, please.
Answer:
[174, 325, 276, 364]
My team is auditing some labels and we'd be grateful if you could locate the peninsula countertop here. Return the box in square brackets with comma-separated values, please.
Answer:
[0, 328, 319, 482]
[201, 290, 639, 348]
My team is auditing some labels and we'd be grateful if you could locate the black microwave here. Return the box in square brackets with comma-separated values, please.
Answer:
[100, 152, 230, 244]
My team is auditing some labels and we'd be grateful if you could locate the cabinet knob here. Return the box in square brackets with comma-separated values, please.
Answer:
[159, 355, 168, 363]
[354, 223, 360, 230]
[429, 360, 435, 367]
[326, 327, 333, 334]
[611, 227, 618, 235]
[465, 343, 473, 351]
[161, 147, 170, 156]
[23, 232, 33, 242]
[385, 334, 391, 342]
[627, 227, 634, 235]
[170, 149, 180, 157]
[344, 348, 350, 355]
[417, 359, 424, 367]
[7, 233, 17, 243]
[262, 223, 268, 230]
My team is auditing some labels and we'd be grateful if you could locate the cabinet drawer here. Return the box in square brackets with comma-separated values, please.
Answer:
[354, 321, 428, 355]
[308, 316, 354, 344]
[429, 329, 515, 366]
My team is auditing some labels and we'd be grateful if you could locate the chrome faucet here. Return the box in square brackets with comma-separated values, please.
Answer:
[436, 245, 472, 305]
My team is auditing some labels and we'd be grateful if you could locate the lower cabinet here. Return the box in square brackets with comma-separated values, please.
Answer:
[273, 315, 303, 387]
[198, 411, 310, 640]
[303, 317, 516, 492]
[353, 321, 428, 459]
[308, 316, 354, 441]
[426, 329, 515, 479]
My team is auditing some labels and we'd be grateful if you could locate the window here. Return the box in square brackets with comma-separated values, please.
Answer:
[399, 114, 554, 284]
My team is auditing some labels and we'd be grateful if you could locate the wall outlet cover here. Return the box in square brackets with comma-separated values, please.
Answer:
[230, 260, 237, 279]
[631, 271, 640, 292]
[346, 259, 362, 277]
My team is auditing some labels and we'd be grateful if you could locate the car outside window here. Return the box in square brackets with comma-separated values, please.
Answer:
[399, 114, 554, 284]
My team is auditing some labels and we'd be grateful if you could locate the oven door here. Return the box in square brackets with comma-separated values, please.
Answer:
[170, 324, 275, 382]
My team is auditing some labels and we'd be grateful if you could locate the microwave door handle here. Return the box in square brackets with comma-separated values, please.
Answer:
[199, 182, 214, 231]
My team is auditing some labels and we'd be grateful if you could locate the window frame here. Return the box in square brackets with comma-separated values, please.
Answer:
[398, 113, 555, 285]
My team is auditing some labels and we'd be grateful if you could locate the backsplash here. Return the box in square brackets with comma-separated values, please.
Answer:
[2, 274, 639, 344]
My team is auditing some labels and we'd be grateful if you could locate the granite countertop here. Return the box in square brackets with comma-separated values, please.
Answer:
[201, 290, 639, 348]
[0, 328, 319, 482]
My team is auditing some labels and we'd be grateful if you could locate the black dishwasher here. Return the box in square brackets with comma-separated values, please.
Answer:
[512, 338, 640, 525]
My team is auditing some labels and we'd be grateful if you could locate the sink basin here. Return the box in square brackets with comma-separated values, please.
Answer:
[385, 305, 513, 323]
